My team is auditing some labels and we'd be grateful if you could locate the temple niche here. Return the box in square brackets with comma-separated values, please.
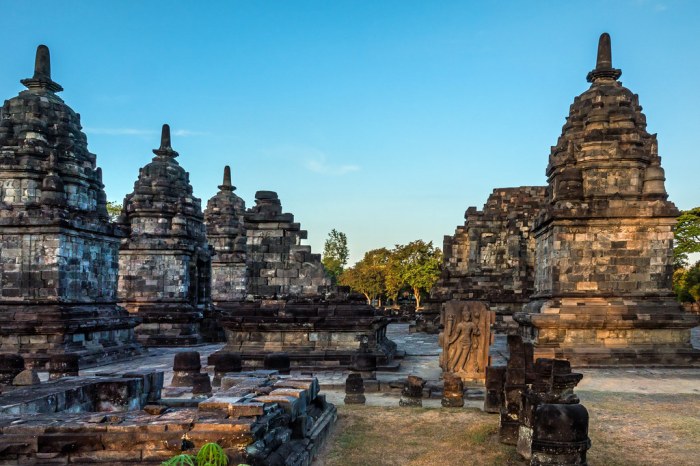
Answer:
[439, 300, 494, 381]
[515, 34, 700, 366]
[0, 46, 141, 367]
[118, 125, 212, 346]
[432, 187, 547, 324]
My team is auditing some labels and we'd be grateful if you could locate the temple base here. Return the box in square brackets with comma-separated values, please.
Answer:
[124, 303, 204, 347]
[0, 303, 143, 369]
[217, 300, 399, 371]
[515, 297, 700, 367]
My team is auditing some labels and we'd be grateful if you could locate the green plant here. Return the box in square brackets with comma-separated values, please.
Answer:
[161, 454, 196, 466]
[196, 442, 229, 466]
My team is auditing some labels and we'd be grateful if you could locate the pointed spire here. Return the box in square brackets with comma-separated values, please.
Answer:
[218, 165, 236, 191]
[586, 33, 622, 83]
[152, 124, 179, 157]
[596, 33, 613, 69]
[21, 45, 63, 92]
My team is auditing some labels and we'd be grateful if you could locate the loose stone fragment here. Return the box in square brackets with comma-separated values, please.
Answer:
[399, 375, 425, 407]
[441, 373, 464, 408]
[191, 373, 212, 396]
[171, 352, 202, 387]
[344, 373, 366, 405]
[531, 403, 591, 466]
[12, 368, 40, 386]
[210, 351, 242, 386]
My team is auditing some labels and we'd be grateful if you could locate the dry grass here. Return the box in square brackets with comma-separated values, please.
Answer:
[315, 406, 521, 466]
[314, 392, 700, 466]
[582, 391, 700, 466]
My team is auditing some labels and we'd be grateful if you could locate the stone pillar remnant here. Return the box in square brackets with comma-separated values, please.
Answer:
[171, 351, 202, 387]
[441, 373, 464, 408]
[399, 375, 425, 407]
[484, 365, 506, 413]
[344, 373, 366, 405]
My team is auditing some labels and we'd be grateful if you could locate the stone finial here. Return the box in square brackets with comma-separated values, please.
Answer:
[218, 165, 235, 191]
[586, 33, 622, 83]
[21, 45, 64, 92]
[152, 124, 179, 158]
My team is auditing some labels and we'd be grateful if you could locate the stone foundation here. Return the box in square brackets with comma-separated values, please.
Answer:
[217, 299, 398, 371]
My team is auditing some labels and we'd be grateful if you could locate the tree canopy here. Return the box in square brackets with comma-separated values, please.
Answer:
[322, 229, 349, 284]
[673, 261, 700, 304]
[339, 248, 390, 305]
[106, 200, 122, 222]
[340, 240, 442, 309]
[388, 240, 442, 310]
[674, 207, 700, 267]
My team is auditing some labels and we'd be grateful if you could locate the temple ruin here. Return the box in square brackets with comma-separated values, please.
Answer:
[118, 124, 212, 346]
[515, 33, 700, 366]
[432, 187, 547, 324]
[0, 45, 141, 368]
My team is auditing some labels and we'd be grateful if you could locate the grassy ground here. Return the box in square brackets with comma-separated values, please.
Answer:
[314, 392, 700, 466]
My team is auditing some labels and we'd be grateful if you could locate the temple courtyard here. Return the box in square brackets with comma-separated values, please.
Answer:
[71, 323, 700, 465]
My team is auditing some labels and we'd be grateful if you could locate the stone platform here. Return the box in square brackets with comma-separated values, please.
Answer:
[216, 299, 398, 371]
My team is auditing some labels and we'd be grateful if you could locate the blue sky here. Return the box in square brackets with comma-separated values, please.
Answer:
[2, 0, 698, 263]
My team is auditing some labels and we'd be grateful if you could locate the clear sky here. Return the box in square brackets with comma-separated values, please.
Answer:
[2, 0, 698, 264]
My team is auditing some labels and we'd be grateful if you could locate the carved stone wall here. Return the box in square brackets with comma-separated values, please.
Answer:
[439, 300, 494, 381]
[432, 187, 546, 321]
[0, 46, 140, 368]
[515, 33, 699, 366]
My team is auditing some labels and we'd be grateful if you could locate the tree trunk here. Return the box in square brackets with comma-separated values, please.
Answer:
[414, 287, 421, 310]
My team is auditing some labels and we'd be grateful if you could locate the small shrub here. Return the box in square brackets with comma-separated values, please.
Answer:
[196, 442, 229, 466]
[161, 454, 196, 466]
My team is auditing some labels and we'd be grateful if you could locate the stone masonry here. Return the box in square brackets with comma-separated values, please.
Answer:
[432, 187, 547, 324]
[118, 125, 212, 346]
[515, 33, 700, 366]
[204, 165, 247, 304]
[0, 45, 141, 368]
[243, 190, 331, 299]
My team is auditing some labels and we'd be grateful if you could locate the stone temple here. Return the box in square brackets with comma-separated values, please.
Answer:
[433, 186, 547, 325]
[0, 46, 141, 367]
[514, 34, 699, 365]
[118, 124, 212, 346]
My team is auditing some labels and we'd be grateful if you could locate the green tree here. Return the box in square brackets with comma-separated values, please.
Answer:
[674, 207, 700, 267]
[106, 200, 123, 222]
[339, 248, 391, 306]
[388, 240, 442, 310]
[322, 229, 349, 284]
[673, 261, 700, 303]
